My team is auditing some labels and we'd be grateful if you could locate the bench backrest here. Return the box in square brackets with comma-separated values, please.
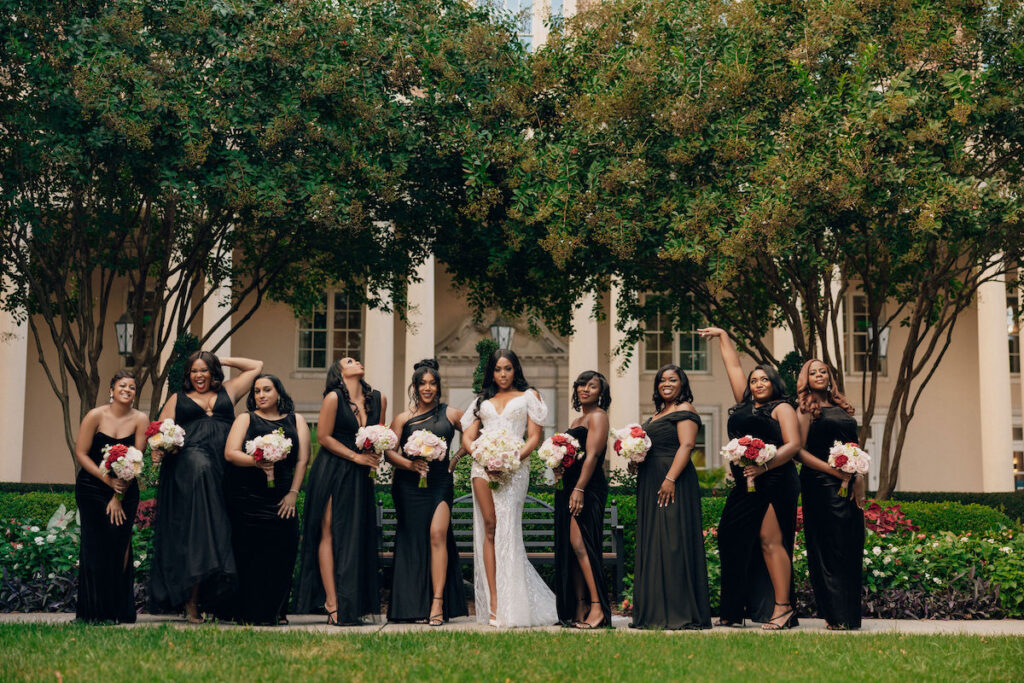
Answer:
[378, 493, 620, 555]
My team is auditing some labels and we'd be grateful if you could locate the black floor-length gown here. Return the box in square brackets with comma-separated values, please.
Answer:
[802, 406, 864, 628]
[149, 389, 237, 613]
[553, 424, 611, 626]
[717, 401, 800, 624]
[223, 412, 300, 624]
[296, 390, 382, 622]
[632, 411, 711, 629]
[387, 404, 467, 622]
[75, 432, 140, 623]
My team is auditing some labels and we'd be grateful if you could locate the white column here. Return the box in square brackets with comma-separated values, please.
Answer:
[201, 253, 232, 358]
[404, 256, 435, 367]
[364, 290, 395, 421]
[772, 325, 794, 361]
[977, 262, 1015, 491]
[607, 281, 640, 471]
[824, 266, 846, 367]
[567, 291, 599, 416]
[0, 296, 28, 482]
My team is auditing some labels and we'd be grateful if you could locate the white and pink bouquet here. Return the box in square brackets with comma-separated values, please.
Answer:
[245, 427, 293, 488]
[356, 424, 399, 479]
[471, 427, 525, 490]
[144, 419, 185, 459]
[828, 441, 871, 497]
[537, 433, 583, 489]
[612, 424, 652, 464]
[403, 429, 448, 488]
[721, 435, 777, 492]
[99, 443, 144, 499]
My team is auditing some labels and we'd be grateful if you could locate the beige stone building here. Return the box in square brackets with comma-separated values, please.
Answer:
[0, 252, 1021, 493]
[0, 1, 1019, 492]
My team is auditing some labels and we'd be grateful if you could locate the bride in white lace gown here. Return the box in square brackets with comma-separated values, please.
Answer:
[460, 350, 557, 627]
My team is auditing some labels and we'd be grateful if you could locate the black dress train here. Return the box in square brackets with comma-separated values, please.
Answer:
[223, 412, 301, 624]
[801, 405, 864, 628]
[75, 432, 139, 623]
[632, 411, 711, 629]
[387, 404, 467, 622]
[553, 424, 611, 626]
[149, 389, 237, 613]
[717, 401, 800, 624]
[296, 389, 382, 622]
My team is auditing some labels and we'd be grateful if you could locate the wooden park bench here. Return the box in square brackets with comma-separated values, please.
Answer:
[376, 493, 626, 599]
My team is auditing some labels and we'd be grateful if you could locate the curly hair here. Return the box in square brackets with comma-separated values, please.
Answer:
[572, 370, 612, 411]
[652, 364, 694, 413]
[796, 359, 855, 420]
[324, 359, 373, 417]
[181, 351, 224, 393]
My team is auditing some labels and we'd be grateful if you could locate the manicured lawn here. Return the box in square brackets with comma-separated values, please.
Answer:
[1, 626, 1023, 681]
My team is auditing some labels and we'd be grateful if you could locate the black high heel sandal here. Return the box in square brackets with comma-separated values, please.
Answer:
[325, 607, 340, 627]
[428, 596, 444, 627]
[762, 602, 796, 631]
[574, 601, 604, 629]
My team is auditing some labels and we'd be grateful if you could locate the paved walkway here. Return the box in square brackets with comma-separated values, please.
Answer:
[3, 613, 1024, 635]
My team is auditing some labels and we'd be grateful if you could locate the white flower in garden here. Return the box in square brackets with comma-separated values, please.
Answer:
[864, 558, 872, 566]
[872, 546, 882, 556]
[872, 569, 881, 576]
[47, 573, 54, 579]
[29, 526, 39, 533]
[883, 556, 892, 564]
[134, 560, 141, 568]
[932, 542, 939, 548]
[46, 534, 56, 543]
[933, 577, 942, 585]
[1000, 547, 1012, 554]
[34, 536, 44, 545]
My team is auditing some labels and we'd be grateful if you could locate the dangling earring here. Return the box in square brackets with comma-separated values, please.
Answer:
[109, 394, 114, 403]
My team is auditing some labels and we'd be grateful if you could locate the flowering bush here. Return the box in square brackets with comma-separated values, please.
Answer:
[0, 505, 80, 582]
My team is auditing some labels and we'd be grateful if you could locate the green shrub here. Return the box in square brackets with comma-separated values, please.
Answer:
[0, 492, 77, 524]
[888, 501, 1014, 534]
[889, 491, 1024, 523]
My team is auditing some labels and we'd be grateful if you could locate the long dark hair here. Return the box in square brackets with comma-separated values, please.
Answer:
[652, 364, 693, 412]
[797, 359, 855, 420]
[730, 364, 789, 413]
[324, 359, 373, 416]
[246, 374, 295, 414]
[473, 348, 530, 421]
[181, 351, 224, 392]
[572, 370, 611, 411]
[408, 358, 442, 408]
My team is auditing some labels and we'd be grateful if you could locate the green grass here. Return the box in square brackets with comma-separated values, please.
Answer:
[1, 626, 1022, 681]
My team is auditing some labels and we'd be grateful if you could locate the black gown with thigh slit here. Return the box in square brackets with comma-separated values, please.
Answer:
[553, 424, 611, 626]
[149, 389, 237, 613]
[632, 411, 711, 629]
[801, 405, 864, 628]
[223, 412, 300, 624]
[716, 401, 800, 624]
[387, 404, 467, 622]
[295, 389, 381, 622]
[75, 432, 140, 623]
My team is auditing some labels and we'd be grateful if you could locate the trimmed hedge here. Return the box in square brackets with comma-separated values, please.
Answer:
[889, 491, 1024, 523]
[0, 492, 77, 524]
[879, 501, 1013, 534]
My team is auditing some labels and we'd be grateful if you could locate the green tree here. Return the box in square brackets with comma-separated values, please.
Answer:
[439, 0, 1024, 496]
[0, 0, 527, 469]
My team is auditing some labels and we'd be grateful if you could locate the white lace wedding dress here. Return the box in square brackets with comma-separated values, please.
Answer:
[461, 392, 558, 627]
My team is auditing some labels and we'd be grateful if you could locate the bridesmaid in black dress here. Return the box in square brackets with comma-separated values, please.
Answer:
[554, 370, 612, 629]
[796, 359, 865, 630]
[296, 357, 387, 625]
[630, 365, 711, 630]
[699, 327, 803, 630]
[384, 359, 468, 625]
[223, 375, 311, 625]
[149, 351, 263, 622]
[73, 370, 149, 623]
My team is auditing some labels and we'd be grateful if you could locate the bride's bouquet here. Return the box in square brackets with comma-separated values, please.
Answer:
[721, 435, 777, 492]
[471, 427, 524, 490]
[356, 424, 399, 479]
[245, 427, 293, 488]
[828, 441, 871, 497]
[612, 424, 652, 465]
[537, 433, 583, 489]
[144, 419, 185, 459]
[403, 429, 448, 488]
[99, 443, 144, 499]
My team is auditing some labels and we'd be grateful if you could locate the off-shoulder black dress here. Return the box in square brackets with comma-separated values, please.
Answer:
[387, 404, 467, 622]
[632, 411, 711, 629]
[296, 390, 382, 623]
[553, 423, 611, 626]
[717, 401, 800, 624]
[802, 405, 863, 628]
[75, 432, 139, 623]
[224, 412, 301, 624]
